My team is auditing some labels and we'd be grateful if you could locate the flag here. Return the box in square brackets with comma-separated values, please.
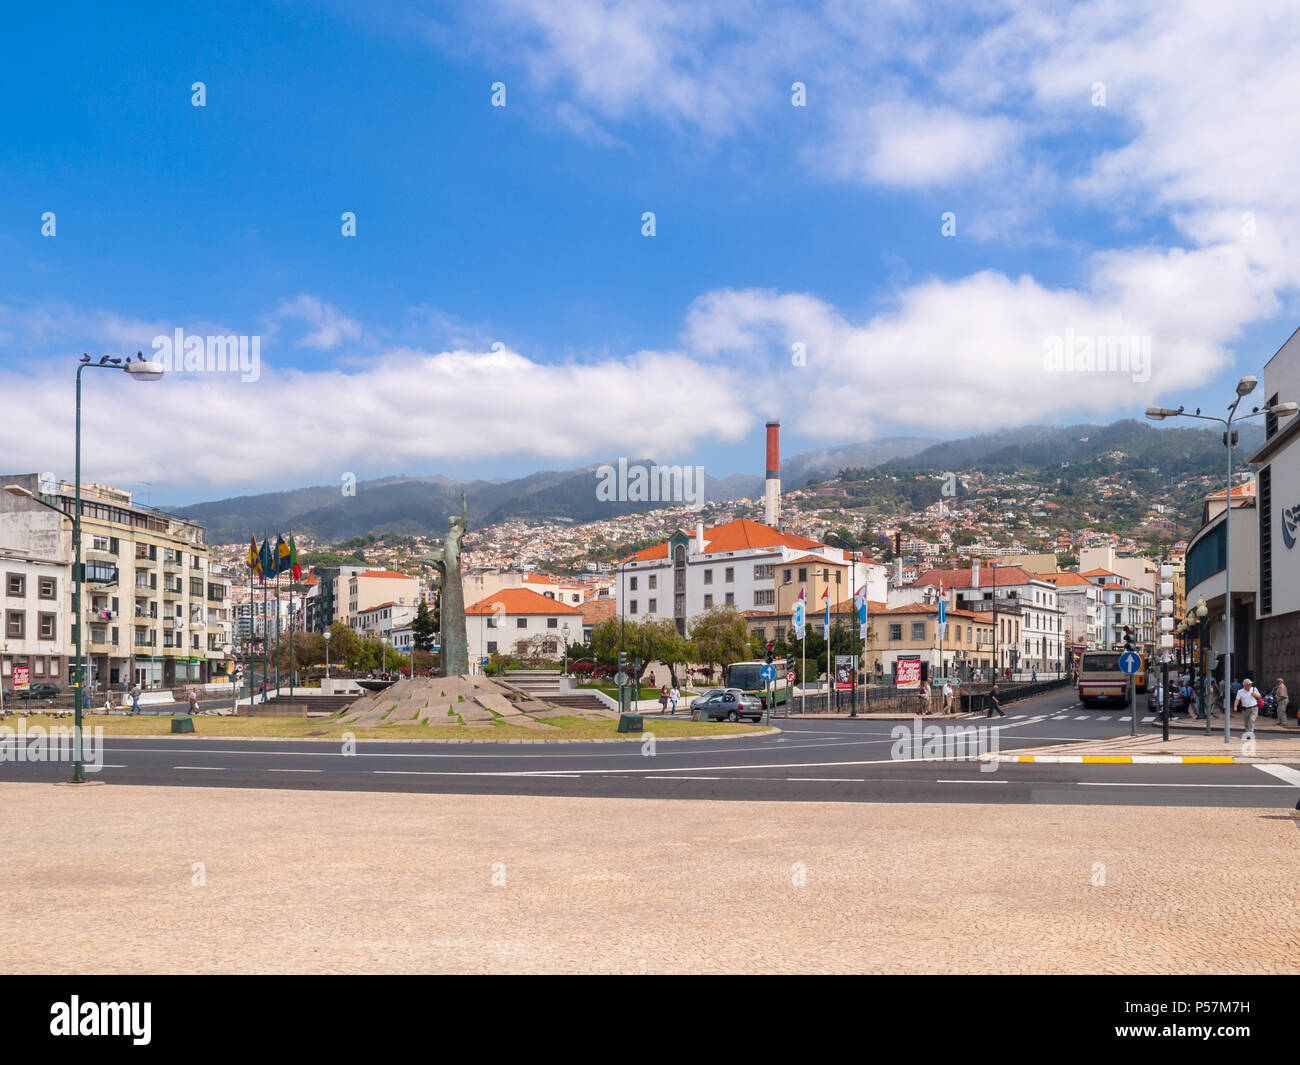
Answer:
[938, 579, 947, 626]
[855, 583, 868, 626]
[246, 536, 260, 577]
[274, 535, 289, 577]
[259, 535, 275, 583]
[791, 586, 806, 638]
[288, 534, 301, 581]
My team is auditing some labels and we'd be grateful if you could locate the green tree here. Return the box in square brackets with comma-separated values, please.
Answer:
[411, 599, 437, 652]
[688, 606, 751, 681]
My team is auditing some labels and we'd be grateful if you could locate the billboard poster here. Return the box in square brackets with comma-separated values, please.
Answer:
[894, 656, 922, 690]
[833, 654, 855, 691]
[12, 665, 30, 690]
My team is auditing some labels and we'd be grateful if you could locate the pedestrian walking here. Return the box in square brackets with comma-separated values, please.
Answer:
[1272, 677, 1290, 728]
[1235, 677, 1260, 738]
[986, 684, 1005, 718]
[1210, 678, 1223, 714]
[942, 679, 954, 715]
[919, 679, 932, 715]
[669, 685, 680, 716]
[1031, 666, 1038, 683]
[187, 689, 199, 716]
[659, 685, 669, 713]
[129, 682, 141, 715]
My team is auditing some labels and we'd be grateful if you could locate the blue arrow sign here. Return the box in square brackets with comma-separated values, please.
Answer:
[1118, 651, 1142, 675]
[760, 664, 776, 683]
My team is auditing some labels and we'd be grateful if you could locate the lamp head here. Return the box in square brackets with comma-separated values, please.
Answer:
[3, 484, 35, 499]
[1236, 375, 1258, 396]
[1270, 401, 1299, 417]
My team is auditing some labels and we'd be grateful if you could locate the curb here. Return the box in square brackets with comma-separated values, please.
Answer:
[67, 727, 782, 745]
[980, 753, 1237, 764]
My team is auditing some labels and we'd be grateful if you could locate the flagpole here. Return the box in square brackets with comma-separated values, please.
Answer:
[275, 565, 281, 698]
[247, 547, 253, 708]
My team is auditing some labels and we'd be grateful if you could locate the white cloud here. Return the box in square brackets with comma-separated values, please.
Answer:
[274, 295, 362, 351]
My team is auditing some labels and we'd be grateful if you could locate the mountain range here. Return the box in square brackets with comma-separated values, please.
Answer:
[170, 421, 1262, 545]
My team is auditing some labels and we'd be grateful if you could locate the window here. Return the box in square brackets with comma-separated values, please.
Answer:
[7, 611, 24, 637]
[724, 567, 734, 583]
[7, 573, 25, 597]
[775, 626, 785, 641]
[783, 568, 792, 584]
[629, 577, 638, 591]
[547, 617, 558, 628]
[486, 641, 498, 654]
[911, 622, 926, 640]
[38, 577, 56, 599]
[648, 598, 657, 612]
[92, 535, 110, 552]
[190, 577, 204, 597]
[630, 601, 638, 615]
[486, 615, 498, 628]
[966, 625, 972, 643]
[889, 623, 903, 641]
[703, 594, 713, 608]
[703, 570, 713, 585]
[515, 618, 527, 628]
[725, 592, 735, 606]
[798, 568, 807, 583]
[755, 564, 775, 580]
[38, 613, 55, 640]
[754, 589, 774, 606]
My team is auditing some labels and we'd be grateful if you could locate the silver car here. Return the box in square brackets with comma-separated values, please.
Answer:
[690, 687, 763, 723]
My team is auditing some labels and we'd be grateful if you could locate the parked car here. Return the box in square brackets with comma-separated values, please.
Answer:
[16, 683, 61, 701]
[689, 687, 763, 723]
[1148, 686, 1187, 714]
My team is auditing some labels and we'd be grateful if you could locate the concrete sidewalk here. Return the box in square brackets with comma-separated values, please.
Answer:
[1, 783, 1296, 974]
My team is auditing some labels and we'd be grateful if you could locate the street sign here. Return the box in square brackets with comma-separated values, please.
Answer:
[1118, 651, 1142, 675]
[759, 664, 776, 683]
[480, 656, 490, 666]
[785, 669, 796, 684]
[613, 671, 630, 687]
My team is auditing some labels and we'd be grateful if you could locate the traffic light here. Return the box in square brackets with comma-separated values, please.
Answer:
[617, 650, 628, 671]
[764, 642, 774, 665]
[785, 652, 795, 673]
[1122, 626, 1135, 653]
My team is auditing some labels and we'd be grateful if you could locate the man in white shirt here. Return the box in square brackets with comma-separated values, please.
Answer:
[942, 680, 954, 715]
[1235, 677, 1261, 738]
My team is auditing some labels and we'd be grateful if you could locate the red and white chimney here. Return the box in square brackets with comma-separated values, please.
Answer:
[764, 420, 781, 528]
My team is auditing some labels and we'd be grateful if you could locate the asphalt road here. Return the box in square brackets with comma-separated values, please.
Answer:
[4, 687, 1299, 808]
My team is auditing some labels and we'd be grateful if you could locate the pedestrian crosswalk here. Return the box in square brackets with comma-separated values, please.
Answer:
[997, 708, 1154, 726]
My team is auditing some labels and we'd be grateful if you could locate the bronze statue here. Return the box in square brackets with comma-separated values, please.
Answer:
[422, 493, 468, 676]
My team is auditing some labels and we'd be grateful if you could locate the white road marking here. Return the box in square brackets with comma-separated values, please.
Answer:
[647, 775, 722, 781]
[1098, 716, 1112, 721]
[1074, 715, 1090, 720]
[1255, 764, 1300, 787]
[267, 768, 323, 773]
[174, 766, 224, 771]
[788, 777, 862, 782]
[936, 779, 1008, 784]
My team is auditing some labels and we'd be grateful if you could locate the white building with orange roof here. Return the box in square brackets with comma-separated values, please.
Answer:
[1040, 571, 1106, 651]
[465, 587, 584, 664]
[615, 518, 887, 639]
[346, 569, 421, 625]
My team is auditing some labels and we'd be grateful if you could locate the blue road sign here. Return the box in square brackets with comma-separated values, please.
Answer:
[759, 664, 777, 683]
[480, 656, 490, 666]
[1118, 651, 1142, 675]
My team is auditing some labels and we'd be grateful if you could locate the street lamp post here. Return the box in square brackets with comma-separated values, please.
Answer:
[562, 622, 571, 676]
[1147, 384, 1298, 744]
[4, 352, 163, 782]
[324, 628, 332, 683]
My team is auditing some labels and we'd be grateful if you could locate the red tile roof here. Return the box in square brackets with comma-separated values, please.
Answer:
[466, 587, 583, 616]
[355, 569, 415, 581]
[913, 565, 1036, 589]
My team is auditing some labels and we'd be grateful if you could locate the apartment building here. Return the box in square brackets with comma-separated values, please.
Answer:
[0, 473, 233, 690]
[350, 600, 417, 640]
[616, 518, 887, 638]
[465, 587, 583, 662]
[873, 602, 997, 680]
[1041, 571, 1106, 651]
[0, 550, 70, 693]
[345, 569, 421, 625]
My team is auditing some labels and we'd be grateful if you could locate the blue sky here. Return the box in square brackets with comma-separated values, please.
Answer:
[3, 0, 1298, 505]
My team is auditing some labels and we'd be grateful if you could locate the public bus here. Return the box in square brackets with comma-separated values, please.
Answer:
[724, 660, 790, 709]
[1077, 650, 1144, 707]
